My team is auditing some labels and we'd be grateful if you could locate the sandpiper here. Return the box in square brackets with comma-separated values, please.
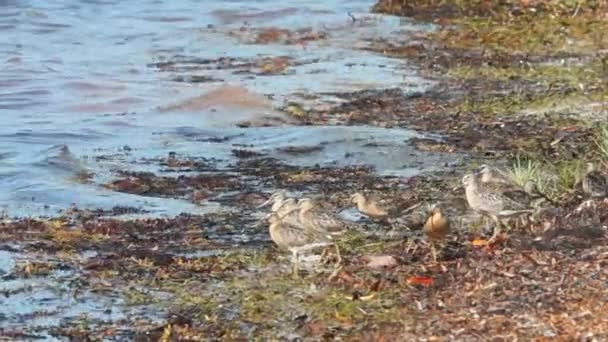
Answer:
[476, 164, 512, 185]
[422, 205, 450, 262]
[298, 198, 346, 260]
[477, 165, 555, 206]
[275, 198, 297, 215]
[350, 192, 388, 220]
[582, 162, 607, 199]
[297, 198, 346, 234]
[274, 198, 304, 228]
[266, 212, 330, 278]
[258, 190, 289, 211]
[462, 173, 535, 243]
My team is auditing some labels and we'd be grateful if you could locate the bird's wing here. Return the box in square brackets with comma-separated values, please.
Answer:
[476, 192, 505, 213]
[307, 209, 345, 232]
[370, 202, 388, 216]
[482, 182, 531, 208]
[284, 223, 327, 247]
[502, 188, 532, 208]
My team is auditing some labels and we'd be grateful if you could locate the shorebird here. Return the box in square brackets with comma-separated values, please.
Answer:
[297, 198, 346, 234]
[477, 165, 555, 206]
[266, 212, 330, 278]
[274, 198, 304, 228]
[275, 198, 297, 216]
[462, 173, 535, 243]
[422, 205, 450, 262]
[582, 162, 608, 199]
[350, 192, 388, 220]
[258, 190, 289, 211]
[295, 198, 346, 262]
[475, 164, 512, 185]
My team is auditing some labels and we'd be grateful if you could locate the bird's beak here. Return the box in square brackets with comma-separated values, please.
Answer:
[451, 184, 463, 192]
[257, 198, 272, 208]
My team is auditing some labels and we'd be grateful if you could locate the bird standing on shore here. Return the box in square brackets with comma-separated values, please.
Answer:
[476, 164, 555, 206]
[350, 192, 389, 221]
[462, 173, 535, 243]
[266, 212, 330, 278]
[422, 205, 450, 262]
[297, 198, 345, 234]
[475, 164, 512, 185]
[582, 162, 608, 199]
[296, 198, 345, 262]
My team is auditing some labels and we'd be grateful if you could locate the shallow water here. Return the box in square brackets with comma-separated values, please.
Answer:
[0, 250, 165, 338]
[0, 1, 449, 337]
[0, 0, 437, 217]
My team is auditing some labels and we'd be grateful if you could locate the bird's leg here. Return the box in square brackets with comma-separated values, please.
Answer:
[405, 239, 417, 254]
[503, 219, 514, 234]
[292, 250, 300, 279]
[386, 219, 397, 234]
[319, 248, 328, 263]
[488, 216, 502, 244]
[334, 242, 342, 265]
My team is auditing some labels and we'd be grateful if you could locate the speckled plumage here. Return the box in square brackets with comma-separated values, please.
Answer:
[463, 173, 535, 242]
[267, 213, 328, 250]
[275, 198, 303, 228]
[466, 173, 534, 215]
[297, 198, 345, 234]
[267, 212, 330, 277]
[477, 165, 554, 205]
[582, 163, 608, 199]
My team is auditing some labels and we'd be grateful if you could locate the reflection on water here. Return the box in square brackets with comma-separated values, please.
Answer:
[0, 0, 437, 217]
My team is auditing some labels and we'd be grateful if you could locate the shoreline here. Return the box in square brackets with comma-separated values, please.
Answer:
[2, 1, 608, 339]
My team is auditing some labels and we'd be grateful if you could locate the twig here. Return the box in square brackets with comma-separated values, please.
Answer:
[571, 1, 581, 17]
[402, 202, 422, 215]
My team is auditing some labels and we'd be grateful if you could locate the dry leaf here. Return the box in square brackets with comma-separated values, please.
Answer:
[407, 276, 433, 286]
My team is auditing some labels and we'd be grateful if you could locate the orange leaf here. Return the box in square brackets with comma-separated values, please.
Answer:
[471, 238, 488, 246]
[406, 276, 433, 286]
